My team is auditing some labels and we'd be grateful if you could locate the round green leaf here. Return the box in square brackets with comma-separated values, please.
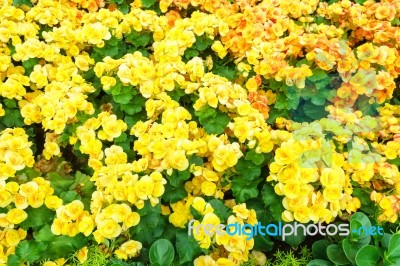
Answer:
[350, 212, 372, 245]
[343, 238, 363, 264]
[149, 239, 175, 266]
[386, 234, 400, 262]
[326, 244, 351, 265]
[351, 212, 372, 228]
[312, 239, 331, 260]
[355, 245, 381, 266]
[307, 259, 334, 266]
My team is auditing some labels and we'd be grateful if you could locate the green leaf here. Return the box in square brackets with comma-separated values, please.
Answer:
[308, 68, 328, 82]
[314, 78, 332, 91]
[93, 45, 119, 58]
[162, 183, 187, 203]
[168, 169, 191, 187]
[253, 233, 274, 252]
[303, 102, 328, 120]
[235, 158, 261, 180]
[355, 245, 381, 266]
[4, 99, 17, 108]
[141, 0, 156, 8]
[208, 199, 232, 222]
[350, 212, 372, 245]
[267, 108, 290, 124]
[296, 59, 312, 67]
[113, 92, 134, 104]
[307, 259, 334, 266]
[356, 95, 378, 116]
[118, 3, 130, 14]
[386, 234, 400, 262]
[47, 172, 75, 195]
[189, 155, 203, 166]
[231, 177, 260, 203]
[381, 233, 392, 249]
[60, 191, 80, 203]
[202, 112, 231, 134]
[149, 239, 175, 266]
[269, 79, 283, 90]
[107, 258, 144, 266]
[124, 111, 146, 128]
[353, 188, 376, 215]
[310, 93, 327, 106]
[22, 57, 39, 75]
[176, 231, 202, 264]
[288, 94, 300, 110]
[326, 244, 351, 265]
[312, 239, 331, 261]
[283, 223, 306, 247]
[261, 183, 277, 206]
[133, 212, 164, 246]
[68, 171, 91, 190]
[33, 224, 56, 242]
[21, 168, 41, 179]
[212, 64, 237, 80]
[45, 234, 88, 260]
[120, 103, 142, 115]
[137, 201, 161, 216]
[392, 18, 400, 26]
[19, 206, 54, 229]
[343, 238, 362, 264]
[6, 254, 21, 266]
[109, 82, 122, 95]
[274, 93, 288, 110]
[120, 95, 146, 115]
[126, 30, 152, 47]
[1, 109, 25, 127]
[15, 240, 47, 263]
[184, 48, 199, 60]
[245, 150, 265, 165]
[195, 35, 213, 51]
[195, 105, 231, 135]
[114, 133, 128, 143]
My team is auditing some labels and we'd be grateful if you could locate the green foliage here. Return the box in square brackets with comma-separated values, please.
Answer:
[308, 212, 400, 266]
[126, 30, 152, 47]
[13, 0, 33, 7]
[261, 183, 284, 222]
[355, 245, 380, 266]
[19, 206, 54, 229]
[149, 239, 175, 266]
[212, 63, 238, 80]
[131, 203, 165, 246]
[208, 199, 232, 222]
[141, 0, 157, 8]
[265, 246, 313, 266]
[91, 36, 126, 61]
[167, 169, 191, 187]
[195, 104, 231, 135]
[45, 234, 89, 260]
[175, 231, 202, 264]
[231, 158, 263, 202]
[385, 234, 400, 263]
[245, 150, 267, 165]
[15, 240, 47, 263]
[352, 188, 376, 215]
[194, 35, 213, 51]
[162, 183, 187, 203]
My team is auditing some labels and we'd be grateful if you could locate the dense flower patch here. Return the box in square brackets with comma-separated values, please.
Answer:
[0, 0, 400, 265]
